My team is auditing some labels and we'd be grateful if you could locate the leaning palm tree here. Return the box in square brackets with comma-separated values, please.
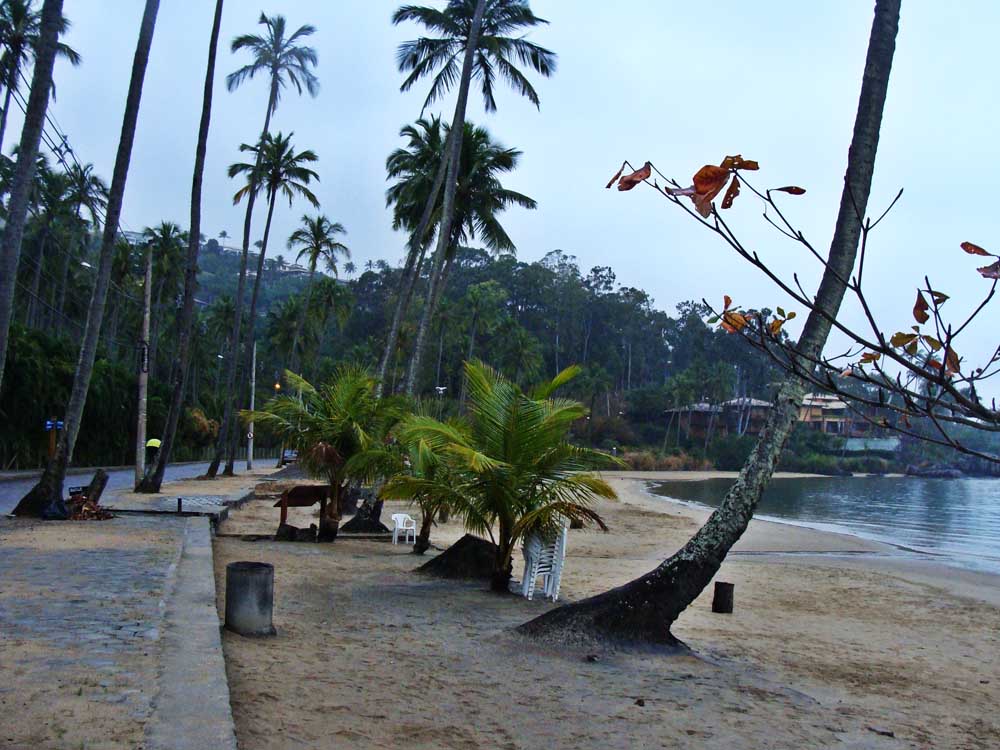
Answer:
[144, 0, 224, 494]
[0, 0, 80, 152]
[286, 213, 349, 372]
[218, 130, 319, 475]
[209, 11, 319, 478]
[0, 0, 62, 393]
[385, 117, 535, 393]
[15, 0, 160, 516]
[384, 360, 617, 591]
[383, 0, 555, 396]
[243, 366, 409, 540]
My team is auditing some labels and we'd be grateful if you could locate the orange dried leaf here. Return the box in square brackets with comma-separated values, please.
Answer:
[945, 348, 960, 375]
[693, 165, 730, 198]
[617, 162, 651, 191]
[605, 163, 625, 189]
[723, 295, 732, 310]
[978, 260, 1000, 279]
[913, 291, 930, 324]
[721, 176, 741, 209]
[922, 335, 942, 352]
[774, 186, 806, 195]
[721, 311, 747, 332]
[859, 351, 881, 364]
[961, 241, 991, 256]
[719, 154, 760, 171]
[930, 290, 949, 305]
[768, 318, 784, 336]
[890, 332, 918, 348]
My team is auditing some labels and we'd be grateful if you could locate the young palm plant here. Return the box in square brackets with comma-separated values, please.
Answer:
[286, 213, 349, 373]
[384, 360, 618, 591]
[243, 366, 408, 540]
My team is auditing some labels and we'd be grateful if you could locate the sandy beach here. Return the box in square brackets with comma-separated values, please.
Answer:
[214, 471, 1000, 749]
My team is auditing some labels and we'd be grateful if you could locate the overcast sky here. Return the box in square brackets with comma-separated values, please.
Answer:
[15, 0, 999, 392]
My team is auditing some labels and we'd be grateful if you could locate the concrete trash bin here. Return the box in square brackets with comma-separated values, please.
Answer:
[224, 561, 276, 636]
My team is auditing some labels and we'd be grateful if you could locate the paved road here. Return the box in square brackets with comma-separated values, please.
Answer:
[0, 462, 212, 515]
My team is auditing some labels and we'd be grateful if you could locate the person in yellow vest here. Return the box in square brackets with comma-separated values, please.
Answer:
[145, 438, 161, 468]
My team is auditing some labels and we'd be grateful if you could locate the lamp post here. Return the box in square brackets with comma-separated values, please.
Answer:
[134, 246, 153, 488]
[246, 342, 256, 471]
[435, 385, 447, 419]
[274, 379, 283, 467]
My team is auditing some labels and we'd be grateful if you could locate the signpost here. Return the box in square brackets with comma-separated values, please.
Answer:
[44, 417, 64, 460]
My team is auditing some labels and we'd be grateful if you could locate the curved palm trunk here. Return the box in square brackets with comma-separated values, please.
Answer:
[404, 0, 488, 396]
[375, 129, 454, 396]
[288, 267, 315, 374]
[224, 189, 277, 475]
[138, 0, 224, 493]
[15, 0, 161, 516]
[520, 0, 900, 644]
[0, 0, 62, 395]
[0, 73, 15, 156]
[458, 310, 478, 404]
[207, 82, 277, 478]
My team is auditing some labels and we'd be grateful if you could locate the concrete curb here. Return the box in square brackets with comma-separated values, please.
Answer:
[145, 517, 238, 750]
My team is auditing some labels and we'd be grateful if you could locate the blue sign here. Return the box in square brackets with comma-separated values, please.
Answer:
[56, 421, 64, 430]
[44, 420, 53, 431]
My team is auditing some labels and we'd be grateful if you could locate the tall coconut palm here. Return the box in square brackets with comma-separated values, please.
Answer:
[219, 130, 319, 474]
[385, 116, 535, 393]
[15, 0, 160, 516]
[0, 0, 63, 396]
[0, 0, 80, 153]
[56, 162, 108, 320]
[24, 162, 71, 327]
[141, 221, 185, 375]
[286, 213, 349, 372]
[522, 0, 902, 646]
[138, 0, 225, 493]
[384, 360, 617, 591]
[382, 0, 555, 396]
[209, 11, 319, 478]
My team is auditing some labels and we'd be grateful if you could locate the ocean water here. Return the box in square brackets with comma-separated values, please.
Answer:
[650, 475, 1000, 574]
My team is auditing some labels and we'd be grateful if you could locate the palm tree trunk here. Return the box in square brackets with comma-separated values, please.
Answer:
[520, 0, 900, 645]
[0, 0, 63, 395]
[288, 267, 315, 374]
[138, 0, 224, 493]
[0, 76, 15, 156]
[224, 189, 277, 475]
[207, 81, 277, 478]
[15, 0, 161, 516]
[55, 236, 74, 325]
[375, 128, 455, 396]
[458, 311, 478, 404]
[404, 0, 488, 396]
[27, 230, 49, 327]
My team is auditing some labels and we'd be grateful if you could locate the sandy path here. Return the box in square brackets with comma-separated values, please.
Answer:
[214, 472, 1000, 749]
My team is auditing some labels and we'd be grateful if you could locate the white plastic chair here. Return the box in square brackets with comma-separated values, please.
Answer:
[391, 513, 416, 545]
[520, 524, 568, 601]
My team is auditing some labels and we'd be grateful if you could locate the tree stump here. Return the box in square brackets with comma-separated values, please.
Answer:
[712, 581, 734, 614]
[224, 562, 276, 636]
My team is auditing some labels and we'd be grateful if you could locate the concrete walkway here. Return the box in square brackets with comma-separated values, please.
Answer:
[0, 470, 273, 747]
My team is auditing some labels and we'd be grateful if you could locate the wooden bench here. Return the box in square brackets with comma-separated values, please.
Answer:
[273, 485, 330, 526]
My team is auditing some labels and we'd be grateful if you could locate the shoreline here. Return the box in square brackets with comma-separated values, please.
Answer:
[615, 469, 1000, 580]
[601, 470, 1000, 607]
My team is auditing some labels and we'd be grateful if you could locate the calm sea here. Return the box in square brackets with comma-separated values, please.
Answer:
[650, 476, 1000, 575]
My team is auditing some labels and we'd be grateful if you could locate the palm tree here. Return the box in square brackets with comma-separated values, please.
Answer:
[160, 42, 232, 464]
[24, 161, 71, 327]
[522, 0, 902, 646]
[243, 367, 408, 539]
[210, 11, 319, 479]
[0, 0, 81, 153]
[387, 0, 555, 397]
[57, 162, 108, 320]
[15, 0, 160, 516]
[384, 360, 616, 591]
[141, 221, 185, 375]
[286, 213, 349, 372]
[343, 260, 356, 278]
[0, 0, 65, 397]
[386, 117, 535, 393]
[220, 130, 319, 474]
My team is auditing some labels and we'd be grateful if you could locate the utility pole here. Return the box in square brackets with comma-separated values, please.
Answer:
[246, 341, 255, 470]
[134, 246, 152, 488]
